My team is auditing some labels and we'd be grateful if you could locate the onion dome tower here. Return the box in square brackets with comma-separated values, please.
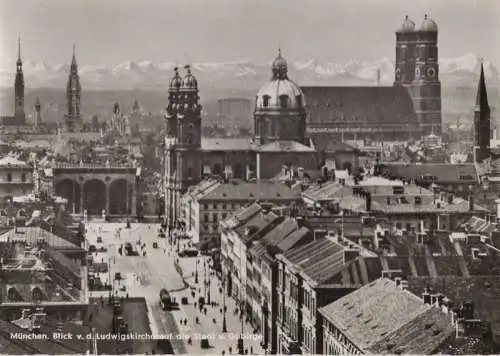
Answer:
[412, 14, 442, 136]
[394, 15, 417, 84]
[254, 49, 307, 145]
[14, 36, 26, 124]
[65, 45, 82, 132]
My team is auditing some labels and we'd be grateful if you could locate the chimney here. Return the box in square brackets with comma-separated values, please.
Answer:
[468, 195, 474, 212]
[365, 193, 372, 212]
[462, 301, 474, 320]
[495, 199, 500, 223]
[422, 289, 431, 304]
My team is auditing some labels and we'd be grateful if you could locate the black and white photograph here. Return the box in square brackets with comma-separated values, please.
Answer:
[0, 0, 499, 354]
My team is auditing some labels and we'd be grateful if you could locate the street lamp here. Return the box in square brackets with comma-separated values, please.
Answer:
[195, 258, 199, 284]
[222, 274, 227, 333]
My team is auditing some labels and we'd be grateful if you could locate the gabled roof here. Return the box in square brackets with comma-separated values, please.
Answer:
[281, 237, 346, 285]
[236, 212, 280, 243]
[222, 202, 262, 230]
[276, 226, 312, 252]
[256, 140, 316, 153]
[319, 278, 451, 353]
[261, 217, 299, 247]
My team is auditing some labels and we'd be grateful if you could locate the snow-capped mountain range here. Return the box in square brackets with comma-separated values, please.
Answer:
[0, 53, 497, 90]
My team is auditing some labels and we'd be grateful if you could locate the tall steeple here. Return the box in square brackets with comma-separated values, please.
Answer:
[65, 45, 82, 131]
[14, 36, 25, 123]
[473, 62, 491, 163]
[34, 97, 41, 127]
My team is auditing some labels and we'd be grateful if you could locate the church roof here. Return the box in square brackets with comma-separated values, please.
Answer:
[201, 138, 256, 151]
[301, 86, 417, 126]
[256, 140, 316, 153]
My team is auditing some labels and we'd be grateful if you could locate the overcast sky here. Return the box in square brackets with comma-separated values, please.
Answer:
[1, 0, 499, 67]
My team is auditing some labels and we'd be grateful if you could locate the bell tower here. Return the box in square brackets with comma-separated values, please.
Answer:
[14, 36, 26, 124]
[394, 15, 417, 84]
[411, 15, 442, 136]
[175, 64, 202, 191]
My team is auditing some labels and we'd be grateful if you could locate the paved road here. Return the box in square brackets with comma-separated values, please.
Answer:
[86, 222, 265, 354]
[87, 222, 187, 354]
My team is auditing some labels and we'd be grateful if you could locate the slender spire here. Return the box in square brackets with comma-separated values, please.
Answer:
[17, 36, 22, 64]
[475, 61, 490, 112]
[71, 44, 77, 66]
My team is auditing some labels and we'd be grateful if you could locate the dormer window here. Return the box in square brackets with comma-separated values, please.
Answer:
[280, 95, 289, 108]
[263, 95, 271, 108]
[414, 196, 422, 205]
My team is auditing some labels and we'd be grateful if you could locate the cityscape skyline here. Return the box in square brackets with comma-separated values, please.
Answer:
[1, 0, 499, 69]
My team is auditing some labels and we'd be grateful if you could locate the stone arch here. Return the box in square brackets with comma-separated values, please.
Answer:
[109, 179, 132, 215]
[31, 286, 44, 302]
[83, 179, 106, 215]
[56, 179, 81, 213]
[7, 287, 22, 302]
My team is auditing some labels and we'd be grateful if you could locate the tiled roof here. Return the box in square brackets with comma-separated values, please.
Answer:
[256, 140, 316, 153]
[261, 217, 299, 247]
[235, 212, 280, 243]
[0, 227, 80, 249]
[201, 137, 256, 151]
[407, 276, 500, 337]
[222, 203, 262, 229]
[302, 86, 417, 126]
[200, 180, 300, 201]
[282, 237, 346, 285]
[276, 226, 312, 252]
[367, 307, 454, 354]
[380, 163, 478, 183]
[319, 278, 447, 352]
[303, 182, 350, 202]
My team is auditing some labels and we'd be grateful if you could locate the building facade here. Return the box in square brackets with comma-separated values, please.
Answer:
[0, 156, 33, 203]
[304, 15, 442, 142]
[164, 52, 319, 231]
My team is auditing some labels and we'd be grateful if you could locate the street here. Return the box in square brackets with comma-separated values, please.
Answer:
[86, 222, 264, 355]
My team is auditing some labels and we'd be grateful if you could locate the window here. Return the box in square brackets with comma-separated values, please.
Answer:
[187, 167, 193, 178]
[263, 95, 270, 107]
[7, 173, 12, 182]
[279, 95, 289, 108]
[296, 95, 302, 107]
[392, 186, 404, 195]
[414, 196, 422, 205]
[204, 214, 209, 223]
[21, 173, 26, 182]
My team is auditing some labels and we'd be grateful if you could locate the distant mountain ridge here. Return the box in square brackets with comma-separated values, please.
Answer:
[0, 53, 498, 90]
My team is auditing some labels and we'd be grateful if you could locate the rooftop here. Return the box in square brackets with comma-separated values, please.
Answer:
[280, 237, 347, 285]
[380, 163, 478, 183]
[200, 180, 300, 201]
[319, 278, 452, 353]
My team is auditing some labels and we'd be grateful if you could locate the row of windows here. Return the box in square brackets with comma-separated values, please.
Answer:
[261, 94, 303, 109]
[4, 173, 28, 183]
[203, 203, 241, 211]
[203, 212, 228, 223]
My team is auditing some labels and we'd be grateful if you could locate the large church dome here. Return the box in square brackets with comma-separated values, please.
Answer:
[255, 50, 305, 111]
